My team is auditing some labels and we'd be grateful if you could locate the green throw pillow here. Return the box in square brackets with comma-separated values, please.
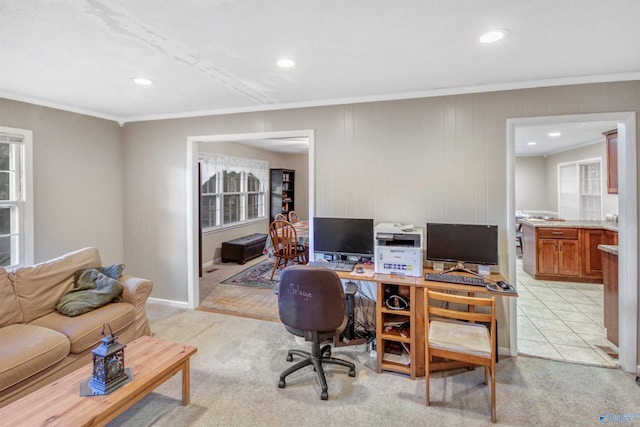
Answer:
[57, 269, 124, 317]
[73, 263, 124, 284]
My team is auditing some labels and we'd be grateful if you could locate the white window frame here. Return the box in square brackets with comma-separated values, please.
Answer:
[557, 157, 603, 220]
[0, 126, 34, 267]
[199, 154, 268, 231]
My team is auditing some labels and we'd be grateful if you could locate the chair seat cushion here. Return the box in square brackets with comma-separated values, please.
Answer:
[429, 319, 491, 358]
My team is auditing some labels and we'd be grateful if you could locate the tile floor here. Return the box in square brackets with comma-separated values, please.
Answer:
[516, 259, 618, 368]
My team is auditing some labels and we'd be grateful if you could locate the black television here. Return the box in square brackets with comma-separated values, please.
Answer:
[313, 217, 374, 260]
[426, 223, 498, 275]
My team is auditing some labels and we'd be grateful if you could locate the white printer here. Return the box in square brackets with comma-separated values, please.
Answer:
[374, 223, 424, 277]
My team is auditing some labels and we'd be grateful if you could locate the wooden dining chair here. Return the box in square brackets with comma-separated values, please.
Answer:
[288, 211, 299, 224]
[269, 220, 309, 280]
[274, 213, 287, 221]
[424, 289, 497, 423]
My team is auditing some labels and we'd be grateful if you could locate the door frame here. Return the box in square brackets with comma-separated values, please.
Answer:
[186, 129, 315, 310]
[507, 112, 637, 373]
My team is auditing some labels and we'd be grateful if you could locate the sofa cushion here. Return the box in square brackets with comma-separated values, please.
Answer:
[10, 247, 102, 323]
[0, 267, 22, 327]
[30, 302, 135, 354]
[0, 324, 70, 392]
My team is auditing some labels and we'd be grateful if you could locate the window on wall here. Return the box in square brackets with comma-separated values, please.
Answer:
[199, 154, 268, 230]
[558, 158, 602, 220]
[0, 127, 33, 267]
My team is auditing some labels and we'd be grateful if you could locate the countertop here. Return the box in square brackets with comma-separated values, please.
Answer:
[598, 244, 619, 255]
[519, 218, 618, 232]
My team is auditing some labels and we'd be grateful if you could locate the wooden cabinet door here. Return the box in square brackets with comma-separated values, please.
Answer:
[604, 129, 618, 194]
[582, 229, 606, 278]
[537, 240, 558, 275]
[558, 240, 581, 276]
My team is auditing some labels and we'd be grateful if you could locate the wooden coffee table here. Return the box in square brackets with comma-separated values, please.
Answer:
[0, 335, 197, 426]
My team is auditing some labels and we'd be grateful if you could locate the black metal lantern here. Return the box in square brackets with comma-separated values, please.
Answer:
[88, 323, 128, 394]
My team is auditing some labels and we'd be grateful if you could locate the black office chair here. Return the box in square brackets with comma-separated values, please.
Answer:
[276, 266, 356, 400]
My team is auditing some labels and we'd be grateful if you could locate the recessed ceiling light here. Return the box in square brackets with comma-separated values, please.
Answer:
[548, 132, 561, 137]
[132, 77, 153, 85]
[527, 141, 537, 146]
[277, 58, 295, 68]
[478, 29, 509, 44]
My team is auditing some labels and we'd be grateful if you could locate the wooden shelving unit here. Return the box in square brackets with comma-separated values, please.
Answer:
[376, 276, 424, 379]
[269, 168, 295, 221]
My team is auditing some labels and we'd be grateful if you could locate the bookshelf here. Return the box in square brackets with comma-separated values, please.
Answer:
[270, 169, 295, 221]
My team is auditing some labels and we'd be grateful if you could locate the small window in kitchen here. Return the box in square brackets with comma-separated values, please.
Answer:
[558, 158, 602, 220]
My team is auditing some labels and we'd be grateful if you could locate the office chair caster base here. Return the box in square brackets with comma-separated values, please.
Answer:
[321, 344, 331, 357]
[286, 354, 293, 362]
[278, 379, 286, 388]
[321, 391, 328, 400]
[349, 369, 356, 377]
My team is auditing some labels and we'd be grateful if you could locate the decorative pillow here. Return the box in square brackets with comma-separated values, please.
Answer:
[57, 268, 124, 317]
[73, 263, 124, 284]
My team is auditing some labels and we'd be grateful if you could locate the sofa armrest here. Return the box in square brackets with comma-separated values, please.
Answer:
[120, 274, 153, 337]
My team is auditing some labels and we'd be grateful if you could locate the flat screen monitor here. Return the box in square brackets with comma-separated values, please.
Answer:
[426, 223, 498, 266]
[313, 217, 374, 259]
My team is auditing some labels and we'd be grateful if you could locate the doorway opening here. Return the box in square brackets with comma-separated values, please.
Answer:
[186, 130, 315, 310]
[507, 112, 637, 373]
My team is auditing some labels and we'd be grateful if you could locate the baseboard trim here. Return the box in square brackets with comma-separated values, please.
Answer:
[147, 297, 190, 309]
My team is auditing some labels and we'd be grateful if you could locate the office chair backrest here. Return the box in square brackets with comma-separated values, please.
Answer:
[278, 266, 346, 333]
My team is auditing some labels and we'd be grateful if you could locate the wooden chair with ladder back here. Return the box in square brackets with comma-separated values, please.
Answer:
[269, 220, 309, 280]
[424, 289, 497, 423]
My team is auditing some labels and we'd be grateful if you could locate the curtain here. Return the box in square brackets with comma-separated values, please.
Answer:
[198, 153, 268, 187]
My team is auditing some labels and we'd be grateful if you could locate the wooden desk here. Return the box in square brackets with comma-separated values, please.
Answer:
[0, 336, 197, 427]
[338, 267, 514, 379]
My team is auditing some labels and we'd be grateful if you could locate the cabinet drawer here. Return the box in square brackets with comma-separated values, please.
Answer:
[538, 228, 578, 239]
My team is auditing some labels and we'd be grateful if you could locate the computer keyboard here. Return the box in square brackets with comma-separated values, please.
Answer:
[307, 260, 357, 272]
[424, 272, 486, 287]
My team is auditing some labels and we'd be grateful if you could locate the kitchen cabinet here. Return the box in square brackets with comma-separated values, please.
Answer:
[600, 246, 619, 345]
[535, 228, 580, 277]
[603, 129, 618, 194]
[522, 223, 616, 283]
[582, 228, 606, 279]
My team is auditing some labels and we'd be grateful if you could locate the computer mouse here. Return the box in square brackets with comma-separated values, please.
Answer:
[497, 280, 509, 289]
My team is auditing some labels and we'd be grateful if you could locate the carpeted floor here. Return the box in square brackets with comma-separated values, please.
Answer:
[107, 304, 640, 427]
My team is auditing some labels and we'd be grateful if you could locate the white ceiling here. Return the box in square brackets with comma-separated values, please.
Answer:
[515, 121, 618, 156]
[1, 0, 639, 126]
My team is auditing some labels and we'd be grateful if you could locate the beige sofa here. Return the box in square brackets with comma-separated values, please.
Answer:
[0, 247, 153, 407]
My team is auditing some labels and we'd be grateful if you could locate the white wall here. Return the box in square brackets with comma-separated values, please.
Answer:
[0, 98, 124, 265]
[515, 156, 549, 212]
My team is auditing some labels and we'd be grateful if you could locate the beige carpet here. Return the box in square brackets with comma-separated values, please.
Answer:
[198, 256, 279, 321]
[106, 304, 640, 427]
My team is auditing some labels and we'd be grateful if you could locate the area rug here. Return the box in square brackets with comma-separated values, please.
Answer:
[220, 259, 279, 289]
